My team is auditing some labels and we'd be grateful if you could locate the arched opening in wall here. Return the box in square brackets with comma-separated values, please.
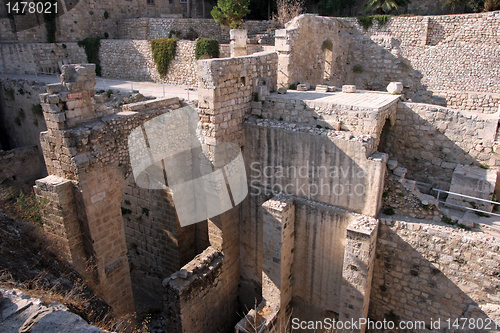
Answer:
[322, 39, 333, 84]
[121, 174, 210, 315]
[378, 118, 392, 153]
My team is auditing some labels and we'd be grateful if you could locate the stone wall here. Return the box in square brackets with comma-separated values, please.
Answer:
[257, 92, 398, 137]
[36, 65, 187, 315]
[244, 119, 387, 216]
[379, 102, 500, 190]
[118, 18, 273, 42]
[292, 200, 358, 320]
[197, 51, 278, 146]
[339, 216, 378, 333]
[0, 43, 87, 74]
[275, 15, 351, 89]
[427, 90, 500, 114]
[0, 146, 44, 186]
[164, 247, 231, 333]
[1, 0, 188, 42]
[370, 217, 500, 326]
[279, 13, 500, 110]
[0, 78, 49, 175]
[99, 39, 198, 85]
[122, 174, 210, 278]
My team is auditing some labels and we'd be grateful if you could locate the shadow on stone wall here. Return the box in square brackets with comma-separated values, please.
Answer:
[378, 103, 497, 190]
[369, 221, 499, 329]
[345, 34, 426, 100]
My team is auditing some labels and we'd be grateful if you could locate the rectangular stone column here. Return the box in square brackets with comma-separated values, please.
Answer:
[34, 175, 87, 274]
[230, 29, 247, 57]
[275, 29, 291, 89]
[339, 216, 379, 333]
[261, 195, 295, 330]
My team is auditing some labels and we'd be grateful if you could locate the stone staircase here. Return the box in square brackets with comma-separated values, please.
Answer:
[386, 158, 438, 207]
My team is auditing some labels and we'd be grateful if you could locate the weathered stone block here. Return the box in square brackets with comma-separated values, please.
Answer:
[387, 82, 403, 94]
[342, 85, 356, 93]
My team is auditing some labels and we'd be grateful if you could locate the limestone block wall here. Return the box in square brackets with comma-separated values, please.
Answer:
[164, 247, 230, 333]
[346, 13, 500, 95]
[292, 200, 358, 320]
[379, 102, 500, 190]
[99, 39, 198, 85]
[369, 217, 500, 326]
[0, 43, 87, 74]
[279, 13, 500, 110]
[261, 195, 295, 328]
[34, 175, 88, 274]
[275, 15, 351, 88]
[2, 0, 188, 42]
[0, 146, 44, 185]
[197, 51, 277, 146]
[339, 216, 378, 333]
[258, 93, 397, 137]
[37, 65, 186, 315]
[244, 119, 387, 216]
[429, 91, 500, 114]
[0, 78, 49, 174]
[118, 18, 272, 42]
[122, 174, 209, 279]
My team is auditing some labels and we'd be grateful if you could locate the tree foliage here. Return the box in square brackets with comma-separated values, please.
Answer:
[363, 0, 410, 13]
[319, 0, 356, 16]
[211, 0, 251, 29]
[440, 0, 500, 11]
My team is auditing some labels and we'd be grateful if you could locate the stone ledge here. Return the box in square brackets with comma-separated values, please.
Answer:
[122, 97, 180, 112]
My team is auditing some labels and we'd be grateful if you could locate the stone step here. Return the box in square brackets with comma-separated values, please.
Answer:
[403, 179, 416, 192]
[392, 167, 407, 178]
[387, 159, 398, 170]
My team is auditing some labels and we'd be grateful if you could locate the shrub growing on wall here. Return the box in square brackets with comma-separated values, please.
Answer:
[195, 38, 220, 60]
[150, 38, 178, 78]
[77, 37, 102, 76]
[43, 10, 57, 43]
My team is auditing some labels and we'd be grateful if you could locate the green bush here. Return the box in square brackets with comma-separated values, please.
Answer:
[357, 16, 373, 30]
[150, 38, 178, 78]
[353, 64, 363, 73]
[195, 38, 220, 60]
[44, 10, 57, 43]
[78, 37, 102, 76]
[374, 14, 391, 25]
[382, 207, 395, 215]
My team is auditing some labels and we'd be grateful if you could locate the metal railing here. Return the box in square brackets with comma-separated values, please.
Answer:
[433, 188, 500, 217]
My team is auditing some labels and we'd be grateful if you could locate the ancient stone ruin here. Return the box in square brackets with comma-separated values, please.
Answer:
[0, 9, 499, 333]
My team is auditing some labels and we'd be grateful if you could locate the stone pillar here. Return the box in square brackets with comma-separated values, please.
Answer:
[261, 195, 295, 330]
[34, 175, 87, 274]
[230, 29, 247, 57]
[37, 64, 135, 316]
[275, 29, 291, 89]
[39, 64, 96, 130]
[339, 216, 379, 333]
